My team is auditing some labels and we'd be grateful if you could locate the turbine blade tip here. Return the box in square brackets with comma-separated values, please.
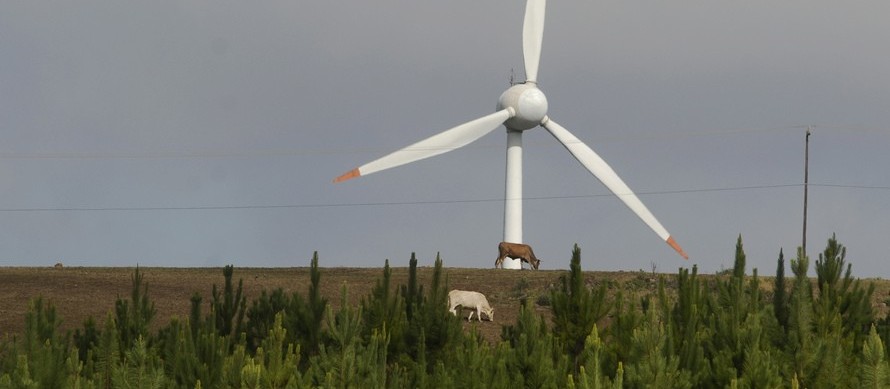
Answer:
[334, 168, 361, 183]
[666, 236, 689, 260]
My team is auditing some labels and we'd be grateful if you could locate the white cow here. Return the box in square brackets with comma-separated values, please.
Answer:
[448, 290, 494, 322]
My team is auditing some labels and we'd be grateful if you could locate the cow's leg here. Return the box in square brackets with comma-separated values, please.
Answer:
[466, 310, 474, 321]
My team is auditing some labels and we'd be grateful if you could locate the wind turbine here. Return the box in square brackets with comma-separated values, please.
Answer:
[334, 0, 688, 268]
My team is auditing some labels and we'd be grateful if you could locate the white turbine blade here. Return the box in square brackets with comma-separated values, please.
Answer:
[334, 108, 514, 182]
[542, 117, 688, 259]
[522, 0, 546, 83]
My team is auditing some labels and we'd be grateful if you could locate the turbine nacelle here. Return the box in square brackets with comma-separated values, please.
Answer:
[497, 83, 548, 131]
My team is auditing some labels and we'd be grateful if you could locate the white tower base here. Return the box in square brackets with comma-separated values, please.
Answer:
[502, 130, 523, 269]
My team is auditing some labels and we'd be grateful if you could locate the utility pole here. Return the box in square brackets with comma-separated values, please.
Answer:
[802, 127, 811, 257]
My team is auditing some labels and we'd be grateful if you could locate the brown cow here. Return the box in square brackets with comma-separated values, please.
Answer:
[494, 241, 541, 270]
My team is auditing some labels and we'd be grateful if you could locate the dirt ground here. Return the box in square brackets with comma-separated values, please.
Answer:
[1, 266, 888, 344]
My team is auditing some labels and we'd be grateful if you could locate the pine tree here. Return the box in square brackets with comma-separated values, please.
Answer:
[735, 309, 783, 388]
[703, 235, 751, 387]
[786, 247, 816, 386]
[401, 252, 422, 324]
[422, 254, 460, 365]
[114, 266, 156, 353]
[773, 249, 789, 333]
[1, 355, 39, 389]
[814, 234, 875, 350]
[449, 328, 506, 388]
[156, 318, 200, 387]
[252, 313, 304, 387]
[668, 266, 709, 386]
[551, 244, 610, 372]
[501, 302, 566, 388]
[326, 286, 364, 354]
[309, 285, 396, 387]
[210, 265, 246, 340]
[290, 252, 328, 362]
[360, 259, 407, 357]
[791, 235, 868, 388]
[188, 292, 202, 341]
[400, 254, 460, 374]
[73, 317, 100, 371]
[63, 345, 95, 389]
[606, 289, 644, 378]
[94, 312, 122, 388]
[399, 252, 424, 363]
[244, 287, 291, 353]
[19, 297, 69, 388]
[111, 337, 167, 388]
[624, 308, 691, 389]
[807, 316, 851, 387]
[860, 325, 890, 388]
[573, 325, 622, 388]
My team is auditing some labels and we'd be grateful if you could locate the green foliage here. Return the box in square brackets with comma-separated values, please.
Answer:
[94, 312, 121, 388]
[624, 307, 691, 389]
[73, 317, 100, 372]
[1, 236, 887, 388]
[501, 302, 567, 388]
[447, 329, 506, 388]
[735, 309, 782, 389]
[249, 313, 305, 387]
[15, 297, 69, 388]
[603, 289, 641, 376]
[703, 236, 755, 386]
[787, 246, 815, 383]
[111, 337, 166, 388]
[360, 259, 407, 358]
[568, 326, 622, 389]
[551, 244, 610, 371]
[308, 286, 392, 388]
[1, 355, 40, 389]
[861, 325, 890, 388]
[244, 287, 290, 353]
[398, 253, 461, 378]
[210, 265, 247, 340]
[114, 266, 156, 353]
[156, 315, 233, 388]
[814, 234, 875, 350]
[292, 251, 328, 361]
[773, 249, 789, 333]
[665, 266, 709, 386]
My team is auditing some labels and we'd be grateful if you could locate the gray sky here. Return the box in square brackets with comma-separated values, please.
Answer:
[2, 1, 889, 277]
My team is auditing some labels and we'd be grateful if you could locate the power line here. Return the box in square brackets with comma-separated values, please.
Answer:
[3, 124, 885, 160]
[812, 183, 890, 190]
[0, 182, 884, 214]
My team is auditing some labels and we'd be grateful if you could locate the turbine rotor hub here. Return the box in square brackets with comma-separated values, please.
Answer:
[497, 83, 548, 131]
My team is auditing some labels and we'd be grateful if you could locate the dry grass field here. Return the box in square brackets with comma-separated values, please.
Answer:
[1, 265, 888, 344]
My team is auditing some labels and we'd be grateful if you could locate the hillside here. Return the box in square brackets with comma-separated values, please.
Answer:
[1, 266, 889, 344]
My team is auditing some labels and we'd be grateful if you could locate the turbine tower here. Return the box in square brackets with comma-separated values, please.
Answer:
[335, 0, 688, 268]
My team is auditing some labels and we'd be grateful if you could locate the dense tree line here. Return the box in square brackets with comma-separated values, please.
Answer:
[1, 235, 890, 388]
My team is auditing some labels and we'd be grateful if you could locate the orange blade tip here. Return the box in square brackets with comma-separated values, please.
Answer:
[666, 236, 689, 260]
[334, 168, 361, 183]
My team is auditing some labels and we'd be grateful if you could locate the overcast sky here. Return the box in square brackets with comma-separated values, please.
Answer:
[2, 1, 888, 277]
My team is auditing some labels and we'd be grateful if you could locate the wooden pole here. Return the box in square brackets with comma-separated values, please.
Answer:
[802, 127, 811, 256]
